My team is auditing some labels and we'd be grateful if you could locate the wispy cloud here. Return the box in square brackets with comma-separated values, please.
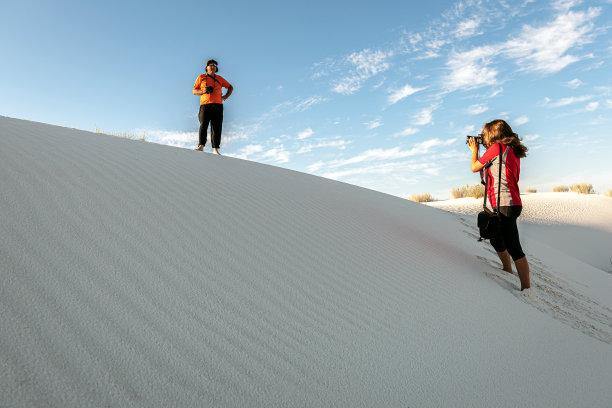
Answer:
[544, 95, 593, 107]
[388, 84, 427, 104]
[445, 46, 500, 92]
[365, 119, 383, 130]
[141, 129, 196, 147]
[503, 7, 600, 73]
[523, 134, 540, 142]
[229, 143, 290, 164]
[297, 128, 314, 140]
[442, 3, 600, 92]
[297, 140, 351, 154]
[260, 147, 291, 163]
[466, 104, 488, 115]
[307, 138, 455, 173]
[514, 116, 529, 125]
[566, 78, 584, 88]
[454, 18, 481, 39]
[332, 49, 393, 95]
[413, 104, 439, 126]
[294, 96, 328, 112]
[232, 144, 264, 159]
[394, 127, 419, 137]
[584, 101, 599, 111]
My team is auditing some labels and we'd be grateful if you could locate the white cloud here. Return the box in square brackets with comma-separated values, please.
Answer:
[388, 84, 427, 104]
[394, 127, 419, 137]
[442, 6, 600, 92]
[445, 46, 500, 91]
[232, 144, 264, 160]
[514, 116, 529, 125]
[332, 49, 393, 95]
[545, 95, 593, 107]
[413, 105, 438, 126]
[320, 161, 430, 180]
[297, 128, 314, 140]
[365, 120, 382, 130]
[454, 18, 480, 38]
[307, 161, 325, 173]
[584, 101, 599, 111]
[260, 147, 291, 164]
[502, 7, 600, 73]
[142, 129, 196, 147]
[566, 78, 583, 88]
[310, 138, 455, 172]
[297, 140, 351, 154]
[293, 96, 327, 112]
[467, 104, 488, 115]
[552, 0, 583, 11]
[523, 134, 540, 142]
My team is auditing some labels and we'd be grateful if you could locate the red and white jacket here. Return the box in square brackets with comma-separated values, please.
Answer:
[478, 143, 522, 208]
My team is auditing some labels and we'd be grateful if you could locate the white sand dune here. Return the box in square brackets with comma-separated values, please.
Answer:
[1, 115, 611, 407]
[427, 193, 612, 273]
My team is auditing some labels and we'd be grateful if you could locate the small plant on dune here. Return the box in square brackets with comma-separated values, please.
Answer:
[569, 183, 593, 194]
[525, 188, 537, 193]
[94, 125, 147, 141]
[552, 185, 569, 192]
[410, 193, 435, 203]
[604, 189, 612, 198]
[451, 184, 485, 199]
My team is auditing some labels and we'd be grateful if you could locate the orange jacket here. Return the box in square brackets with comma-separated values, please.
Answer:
[193, 74, 231, 105]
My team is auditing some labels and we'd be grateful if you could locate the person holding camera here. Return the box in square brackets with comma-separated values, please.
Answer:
[467, 119, 533, 295]
[193, 59, 233, 155]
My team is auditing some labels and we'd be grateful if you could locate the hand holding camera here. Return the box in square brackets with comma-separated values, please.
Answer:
[466, 134, 484, 145]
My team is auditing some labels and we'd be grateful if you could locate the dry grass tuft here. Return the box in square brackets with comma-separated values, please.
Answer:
[552, 185, 569, 192]
[95, 125, 147, 141]
[525, 188, 537, 193]
[604, 189, 612, 198]
[451, 184, 485, 199]
[410, 193, 435, 203]
[569, 183, 593, 194]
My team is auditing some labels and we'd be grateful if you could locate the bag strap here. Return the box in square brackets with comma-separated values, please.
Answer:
[495, 143, 502, 214]
[205, 73, 221, 85]
[482, 143, 503, 214]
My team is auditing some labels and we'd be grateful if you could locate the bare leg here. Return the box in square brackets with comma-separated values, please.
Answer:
[514, 256, 530, 290]
[497, 250, 513, 273]
[213, 148, 221, 155]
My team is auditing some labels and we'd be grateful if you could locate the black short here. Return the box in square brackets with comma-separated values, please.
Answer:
[489, 206, 526, 261]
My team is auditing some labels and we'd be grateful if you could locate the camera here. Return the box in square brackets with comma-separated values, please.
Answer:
[204, 86, 214, 94]
[466, 134, 484, 145]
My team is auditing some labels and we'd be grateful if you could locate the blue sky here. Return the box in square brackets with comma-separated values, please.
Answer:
[2, 0, 611, 199]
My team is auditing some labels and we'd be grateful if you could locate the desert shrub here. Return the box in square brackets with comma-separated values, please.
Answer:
[410, 193, 434, 203]
[604, 189, 612, 198]
[451, 184, 485, 199]
[525, 188, 537, 193]
[569, 183, 593, 194]
[552, 185, 569, 192]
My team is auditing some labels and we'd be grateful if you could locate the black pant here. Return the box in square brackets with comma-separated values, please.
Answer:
[490, 206, 526, 261]
[198, 103, 223, 148]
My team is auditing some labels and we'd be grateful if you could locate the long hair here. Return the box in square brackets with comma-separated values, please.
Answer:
[483, 119, 528, 158]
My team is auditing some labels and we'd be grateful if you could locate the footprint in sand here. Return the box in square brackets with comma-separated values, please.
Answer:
[450, 212, 612, 344]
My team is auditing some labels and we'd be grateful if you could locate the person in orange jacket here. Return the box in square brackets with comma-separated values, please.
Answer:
[193, 59, 233, 155]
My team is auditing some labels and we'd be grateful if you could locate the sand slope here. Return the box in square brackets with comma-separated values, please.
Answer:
[1, 116, 611, 407]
